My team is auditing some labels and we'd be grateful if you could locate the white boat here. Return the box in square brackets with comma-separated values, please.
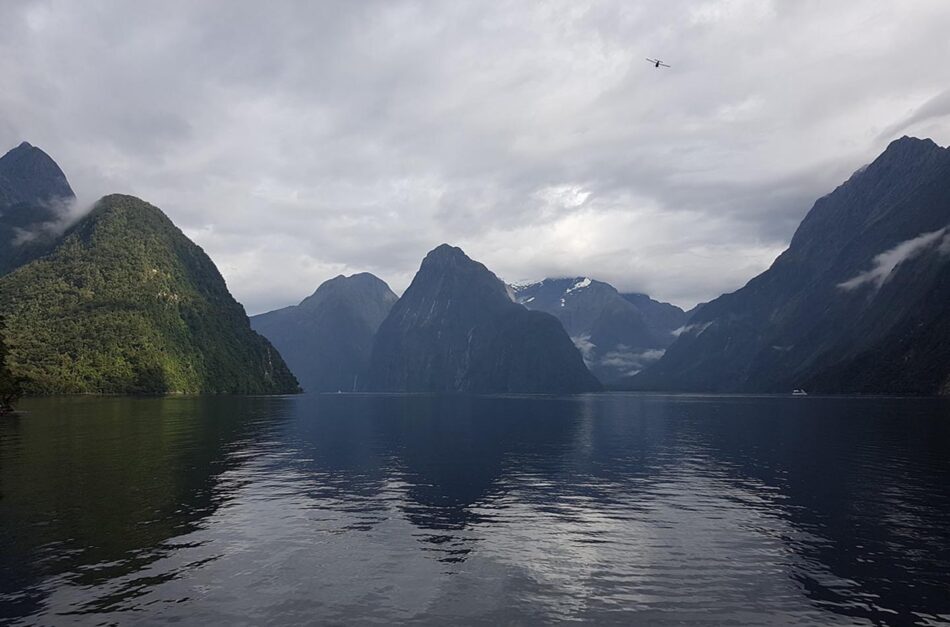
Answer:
[792, 389, 808, 396]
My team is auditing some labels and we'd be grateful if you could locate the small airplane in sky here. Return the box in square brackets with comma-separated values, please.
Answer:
[646, 58, 670, 68]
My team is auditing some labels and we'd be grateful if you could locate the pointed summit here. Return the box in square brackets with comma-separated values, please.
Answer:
[0, 142, 77, 275]
[0, 141, 74, 207]
[364, 245, 600, 393]
[428, 243, 465, 257]
[422, 243, 472, 264]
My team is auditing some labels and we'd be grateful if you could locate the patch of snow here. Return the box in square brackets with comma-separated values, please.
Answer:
[564, 277, 592, 296]
[508, 281, 539, 292]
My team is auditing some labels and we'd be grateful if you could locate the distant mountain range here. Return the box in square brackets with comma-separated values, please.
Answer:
[511, 278, 686, 383]
[631, 136, 950, 395]
[364, 245, 601, 393]
[251, 273, 397, 392]
[3, 136, 948, 397]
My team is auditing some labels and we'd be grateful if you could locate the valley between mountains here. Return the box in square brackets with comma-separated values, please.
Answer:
[3, 136, 950, 397]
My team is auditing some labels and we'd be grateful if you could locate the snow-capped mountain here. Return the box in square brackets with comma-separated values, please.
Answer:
[511, 278, 686, 384]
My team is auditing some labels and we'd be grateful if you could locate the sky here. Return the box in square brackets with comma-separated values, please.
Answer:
[2, 0, 950, 314]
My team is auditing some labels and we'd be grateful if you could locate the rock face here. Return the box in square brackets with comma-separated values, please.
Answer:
[511, 278, 686, 383]
[364, 245, 601, 393]
[631, 136, 950, 395]
[620, 293, 690, 339]
[0, 194, 299, 395]
[251, 273, 397, 392]
[0, 141, 74, 208]
[0, 142, 76, 275]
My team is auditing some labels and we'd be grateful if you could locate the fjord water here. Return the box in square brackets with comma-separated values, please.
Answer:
[1, 395, 949, 625]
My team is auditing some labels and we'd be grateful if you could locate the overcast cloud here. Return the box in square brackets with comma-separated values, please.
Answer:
[2, 0, 949, 313]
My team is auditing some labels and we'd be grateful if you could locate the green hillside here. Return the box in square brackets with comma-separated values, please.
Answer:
[0, 317, 21, 413]
[0, 194, 299, 395]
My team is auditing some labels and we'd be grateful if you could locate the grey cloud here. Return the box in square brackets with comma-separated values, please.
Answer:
[879, 89, 950, 141]
[838, 227, 950, 291]
[2, 0, 949, 314]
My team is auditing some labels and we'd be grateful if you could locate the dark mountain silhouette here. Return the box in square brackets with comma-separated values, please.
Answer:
[631, 136, 950, 395]
[620, 292, 689, 338]
[364, 245, 601, 393]
[251, 273, 397, 392]
[0, 142, 76, 275]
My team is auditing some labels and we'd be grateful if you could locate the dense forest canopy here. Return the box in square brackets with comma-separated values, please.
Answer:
[0, 316, 21, 413]
[0, 194, 299, 395]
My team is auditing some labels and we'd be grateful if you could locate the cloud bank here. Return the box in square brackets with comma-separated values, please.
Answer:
[2, 1, 949, 313]
[838, 227, 950, 291]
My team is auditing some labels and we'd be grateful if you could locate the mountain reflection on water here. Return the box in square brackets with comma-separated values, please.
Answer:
[1, 393, 949, 625]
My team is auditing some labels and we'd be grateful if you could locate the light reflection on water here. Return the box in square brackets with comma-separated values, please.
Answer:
[1, 393, 949, 625]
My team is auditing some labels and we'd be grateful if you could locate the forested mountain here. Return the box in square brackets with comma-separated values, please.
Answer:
[511, 278, 686, 383]
[0, 141, 76, 275]
[251, 273, 397, 392]
[0, 317, 21, 414]
[364, 245, 601, 393]
[631, 136, 950, 395]
[0, 194, 299, 395]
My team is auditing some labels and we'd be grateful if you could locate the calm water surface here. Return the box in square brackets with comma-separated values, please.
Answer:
[1, 393, 949, 625]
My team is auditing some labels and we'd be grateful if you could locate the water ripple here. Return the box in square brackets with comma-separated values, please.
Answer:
[1, 393, 949, 625]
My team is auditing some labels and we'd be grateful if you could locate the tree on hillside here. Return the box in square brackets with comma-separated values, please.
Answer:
[0, 316, 22, 415]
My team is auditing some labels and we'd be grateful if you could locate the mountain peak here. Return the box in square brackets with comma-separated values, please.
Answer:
[365, 248, 600, 393]
[2, 141, 53, 164]
[423, 243, 469, 265]
[888, 135, 938, 149]
[84, 194, 172, 227]
[413, 244, 513, 312]
[0, 141, 75, 208]
[251, 272, 397, 392]
[301, 272, 396, 308]
[342, 271, 389, 285]
[877, 136, 942, 164]
[316, 272, 393, 291]
[633, 134, 950, 394]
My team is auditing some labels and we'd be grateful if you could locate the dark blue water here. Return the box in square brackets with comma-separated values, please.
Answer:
[1, 394, 949, 625]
